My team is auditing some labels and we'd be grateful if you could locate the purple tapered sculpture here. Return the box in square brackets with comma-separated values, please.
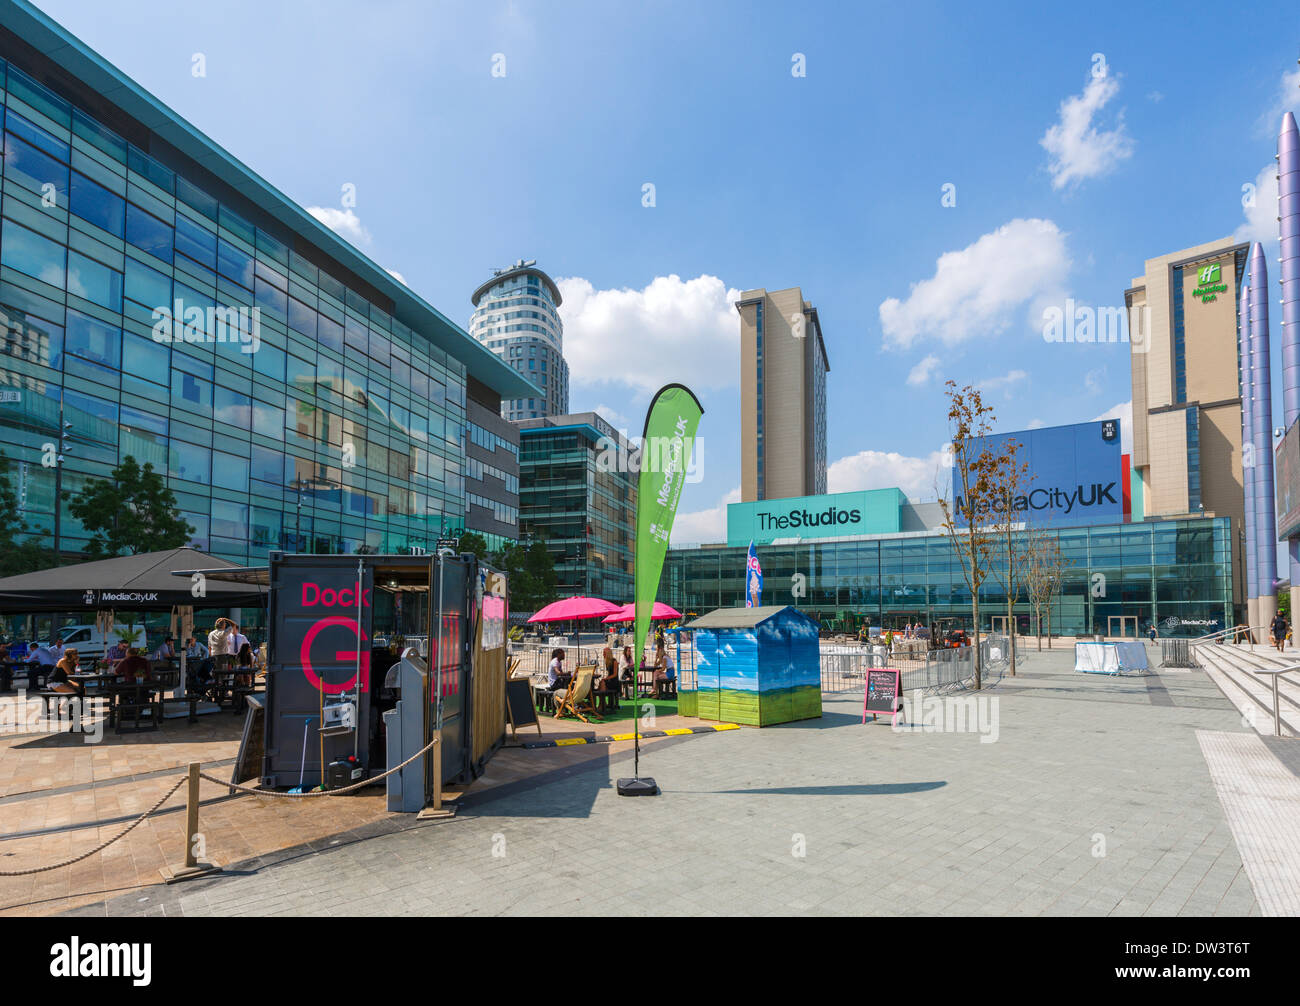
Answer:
[1249, 243, 1278, 602]
[1281, 111, 1300, 595]
[1240, 270, 1258, 606]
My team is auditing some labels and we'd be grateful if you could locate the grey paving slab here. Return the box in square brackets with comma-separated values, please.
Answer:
[59, 649, 1298, 916]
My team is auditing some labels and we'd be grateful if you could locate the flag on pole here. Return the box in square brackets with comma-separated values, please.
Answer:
[746, 541, 762, 608]
[626, 383, 703, 793]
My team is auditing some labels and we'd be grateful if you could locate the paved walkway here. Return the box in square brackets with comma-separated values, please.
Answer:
[54, 646, 1299, 916]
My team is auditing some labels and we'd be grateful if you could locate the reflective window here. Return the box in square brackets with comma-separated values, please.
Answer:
[170, 440, 210, 483]
[3, 131, 69, 200]
[67, 252, 122, 310]
[125, 204, 174, 263]
[65, 309, 121, 368]
[1, 218, 66, 287]
[70, 171, 126, 236]
[122, 330, 168, 385]
[174, 213, 216, 268]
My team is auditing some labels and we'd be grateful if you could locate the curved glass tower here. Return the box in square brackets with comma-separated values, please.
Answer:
[469, 260, 569, 421]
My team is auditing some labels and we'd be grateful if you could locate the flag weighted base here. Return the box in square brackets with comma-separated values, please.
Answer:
[616, 776, 659, 797]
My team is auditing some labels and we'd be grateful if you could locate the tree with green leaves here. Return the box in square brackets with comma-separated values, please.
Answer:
[65, 455, 195, 558]
[490, 537, 558, 612]
[456, 531, 490, 560]
[0, 451, 55, 576]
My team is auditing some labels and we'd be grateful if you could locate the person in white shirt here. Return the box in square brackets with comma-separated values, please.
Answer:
[232, 625, 250, 654]
[208, 619, 235, 663]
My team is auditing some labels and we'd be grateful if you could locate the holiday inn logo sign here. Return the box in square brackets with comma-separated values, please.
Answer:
[1192, 262, 1227, 304]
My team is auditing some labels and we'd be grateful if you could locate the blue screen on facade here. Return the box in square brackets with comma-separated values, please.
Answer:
[954, 420, 1124, 526]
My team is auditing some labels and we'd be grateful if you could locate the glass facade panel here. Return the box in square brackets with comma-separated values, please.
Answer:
[661, 517, 1233, 638]
[0, 53, 477, 565]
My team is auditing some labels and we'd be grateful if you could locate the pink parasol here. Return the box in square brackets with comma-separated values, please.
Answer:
[527, 595, 622, 623]
[600, 602, 682, 624]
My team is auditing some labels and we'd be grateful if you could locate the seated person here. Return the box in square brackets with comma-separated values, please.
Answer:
[596, 647, 620, 707]
[48, 648, 85, 696]
[545, 648, 570, 705]
[112, 647, 152, 684]
[652, 644, 676, 697]
[107, 639, 129, 663]
[151, 636, 176, 662]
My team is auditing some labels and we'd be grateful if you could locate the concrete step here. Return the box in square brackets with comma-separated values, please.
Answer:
[1192, 643, 1300, 738]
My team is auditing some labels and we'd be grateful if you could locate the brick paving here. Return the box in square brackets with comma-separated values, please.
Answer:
[0, 691, 684, 916]
[39, 646, 1299, 916]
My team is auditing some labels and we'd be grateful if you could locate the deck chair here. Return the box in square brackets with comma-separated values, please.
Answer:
[554, 665, 599, 722]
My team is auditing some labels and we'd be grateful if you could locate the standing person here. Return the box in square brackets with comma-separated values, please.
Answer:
[208, 618, 236, 671]
[1147, 622, 1157, 645]
[236, 641, 255, 687]
[1271, 610, 1289, 653]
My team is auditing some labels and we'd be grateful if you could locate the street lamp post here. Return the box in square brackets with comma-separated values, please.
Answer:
[52, 412, 72, 558]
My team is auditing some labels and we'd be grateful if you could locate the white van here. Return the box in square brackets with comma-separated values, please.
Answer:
[48, 624, 150, 654]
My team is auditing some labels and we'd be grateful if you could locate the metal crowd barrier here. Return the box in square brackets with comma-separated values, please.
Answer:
[1159, 638, 1200, 669]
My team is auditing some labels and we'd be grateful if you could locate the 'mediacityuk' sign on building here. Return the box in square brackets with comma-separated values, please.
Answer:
[954, 419, 1125, 527]
[727, 488, 904, 546]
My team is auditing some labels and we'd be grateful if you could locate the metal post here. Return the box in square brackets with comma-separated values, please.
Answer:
[1274, 673, 1282, 738]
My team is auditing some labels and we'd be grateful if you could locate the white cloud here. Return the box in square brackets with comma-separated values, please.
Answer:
[672, 486, 740, 545]
[1261, 68, 1300, 135]
[980, 369, 1028, 394]
[385, 268, 408, 285]
[828, 449, 949, 502]
[1093, 400, 1133, 454]
[1040, 72, 1134, 190]
[1236, 161, 1278, 248]
[557, 274, 741, 394]
[879, 218, 1070, 349]
[593, 403, 632, 431]
[1146, 90, 1164, 103]
[307, 206, 371, 246]
[1026, 418, 1046, 429]
[1084, 367, 1104, 395]
[906, 354, 942, 387]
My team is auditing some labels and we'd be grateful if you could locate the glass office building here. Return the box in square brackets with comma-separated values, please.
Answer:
[0, 8, 537, 566]
[662, 516, 1234, 638]
[469, 259, 569, 421]
[518, 412, 635, 603]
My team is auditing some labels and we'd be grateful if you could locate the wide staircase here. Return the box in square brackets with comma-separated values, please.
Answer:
[1191, 632, 1300, 738]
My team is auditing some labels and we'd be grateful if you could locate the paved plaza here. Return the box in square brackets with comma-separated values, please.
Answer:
[41, 645, 1299, 916]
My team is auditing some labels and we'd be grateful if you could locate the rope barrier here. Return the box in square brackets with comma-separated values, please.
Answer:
[0, 774, 188, 877]
[0, 734, 443, 874]
[200, 733, 441, 797]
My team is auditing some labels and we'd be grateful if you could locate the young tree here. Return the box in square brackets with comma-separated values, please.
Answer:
[0, 451, 55, 575]
[986, 439, 1031, 676]
[1023, 525, 1070, 650]
[65, 455, 195, 558]
[936, 382, 1003, 690]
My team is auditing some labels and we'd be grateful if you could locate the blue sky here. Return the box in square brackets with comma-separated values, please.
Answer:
[30, 0, 1300, 542]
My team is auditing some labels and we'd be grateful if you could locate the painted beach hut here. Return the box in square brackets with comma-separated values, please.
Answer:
[680, 605, 821, 726]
